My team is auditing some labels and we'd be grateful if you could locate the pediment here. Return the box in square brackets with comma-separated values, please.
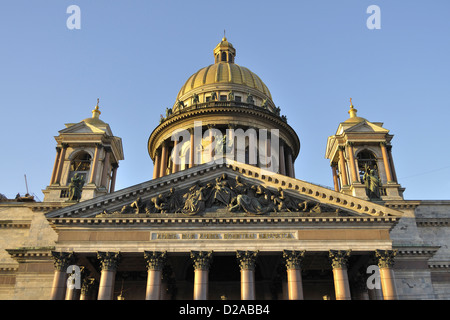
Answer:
[344, 121, 389, 134]
[45, 161, 403, 220]
[59, 122, 110, 135]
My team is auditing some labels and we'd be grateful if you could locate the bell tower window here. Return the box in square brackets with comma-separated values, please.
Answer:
[357, 150, 378, 183]
[68, 151, 91, 184]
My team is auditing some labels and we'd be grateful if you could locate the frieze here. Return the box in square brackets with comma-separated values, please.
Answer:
[150, 231, 296, 240]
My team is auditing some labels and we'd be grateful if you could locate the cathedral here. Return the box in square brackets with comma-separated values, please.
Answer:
[0, 37, 449, 301]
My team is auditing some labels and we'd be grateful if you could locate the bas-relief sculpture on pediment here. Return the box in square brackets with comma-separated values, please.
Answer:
[96, 173, 359, 218]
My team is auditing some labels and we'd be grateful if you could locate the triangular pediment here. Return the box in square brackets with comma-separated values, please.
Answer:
[45, 161, 403, 220]
[59, 121, 111, 135]
[344, 120, 389, 134]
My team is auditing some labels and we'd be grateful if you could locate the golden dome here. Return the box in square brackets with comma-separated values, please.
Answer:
[176, 62, 272, 100]
[175, 38, 272, 103]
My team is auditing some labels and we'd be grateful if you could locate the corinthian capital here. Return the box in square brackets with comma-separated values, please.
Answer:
[236, 250, 259, 271]
[375, 249, 397, 269]
[329, 250, 351, 269]
[97, 251, 121, 271]
[144, 251, 167, 271]
[51, 251, 75, 271]
[191, 251, 213, 271]
[283, 250, 305, 270]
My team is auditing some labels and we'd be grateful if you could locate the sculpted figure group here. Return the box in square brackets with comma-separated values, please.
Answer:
[100, 174, 339, 216]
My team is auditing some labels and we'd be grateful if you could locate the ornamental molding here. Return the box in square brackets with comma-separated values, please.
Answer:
[415, 218, 450, 227]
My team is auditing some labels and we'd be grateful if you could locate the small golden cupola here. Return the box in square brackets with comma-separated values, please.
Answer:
[214, 36, 236, 63]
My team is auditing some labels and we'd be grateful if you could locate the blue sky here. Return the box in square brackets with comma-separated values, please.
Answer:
[1, 0, 449, 201]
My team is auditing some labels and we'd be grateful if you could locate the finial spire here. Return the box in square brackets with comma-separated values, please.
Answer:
[223, 29, 227, 41]
[348, 97, 358, 118]
[92, 98, 101, 119]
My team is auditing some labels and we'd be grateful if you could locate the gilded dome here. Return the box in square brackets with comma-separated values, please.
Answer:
[176, 62, 272, 100]
[174, 37, 272, 109]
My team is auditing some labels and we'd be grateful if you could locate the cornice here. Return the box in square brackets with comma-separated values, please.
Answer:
[48, 215, 400, 229]
[415, 218, 450, 227]
[0, 220, 31, 229]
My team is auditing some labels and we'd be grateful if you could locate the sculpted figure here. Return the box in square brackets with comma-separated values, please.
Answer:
[68, 173, 84, 201]
[165, 188, 182, 213]
[272, 187, 298, 212]
[246, 92, 254, 104]
[151, 194, 168, 213]
[228, 90, 235, 101]
[209, 174, 235, 206]
[182, 182, 206, 215]
[130, 197, 144, 214]
[192, 93, 199, 104]
[363, 164, 381, 199]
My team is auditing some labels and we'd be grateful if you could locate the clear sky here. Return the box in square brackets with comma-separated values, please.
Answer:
[1, 0, 449, 201]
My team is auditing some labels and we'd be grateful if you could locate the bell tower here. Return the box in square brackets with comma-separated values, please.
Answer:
[43, 100, 124, 202]
[325, 99, 404, 201]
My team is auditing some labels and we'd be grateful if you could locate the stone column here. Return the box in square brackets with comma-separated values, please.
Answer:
[144, 251, 167, 300]
[279, 142, 286, 175]
[286, 149, 294, 178]
[331, 163, 340, 192]
[380, 143, 394, 183]
[97, 251, 121, 300]
[80, 278, 96, 300]
[347, 142, 359, 183]
[89, 143, 102, 184]
[387, 145, 398, 183]
[236, 250, 258, 300]
[375, 250, 398, 300]
[50, 147, 62, 185]
[55, 143, 68, 185]
[283, 250, 305, 300]
[191, 251, 213, 300]
[160, 142, 168, 178]
[50, 251, 75, 300]
[110, 164, 118, 193]
[329, 250, 352, 300]
[101, 147, 111, 188]
[153, 149, 161, 179]
[172, 139, 179, 174]
[338, 146, 349, 187]
[189, 128, 195, 168]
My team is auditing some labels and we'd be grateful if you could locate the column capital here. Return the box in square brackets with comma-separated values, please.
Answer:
[60, 143, 69, 149]
[191, 251, 213, 271]
[375, 249, 397, 268]
[283, 250, 305, 270]
[329, 250, 351, 269]
[51, 251, 76, 271]
[97, 251, 121, 271]
[236, 250, 258, 271]
[144, 251, 167, 271]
